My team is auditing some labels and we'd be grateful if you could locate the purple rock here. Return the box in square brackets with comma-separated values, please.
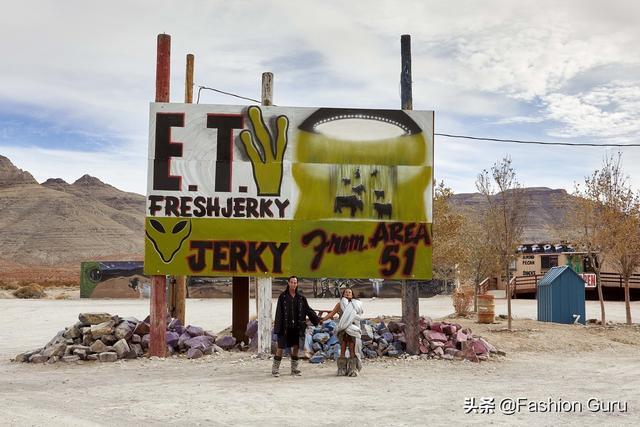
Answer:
[186, 335, 214, 351]
[168, 318, 183, 332]
[187, 347, 203, 359]
[442, 324, 457, 336]
[141, 334, 150, 349]
[430, 322, 443, 333]
[166, 331, 180, 348]
[245, 320, 258, 339]
[382, 332, 394, 342]
[215, 336, 236, 350]
[178, 332, 191, 349]
[471, 340, 489, 355]
[426, 331, 448, 342]
[185, 325, 204, 337]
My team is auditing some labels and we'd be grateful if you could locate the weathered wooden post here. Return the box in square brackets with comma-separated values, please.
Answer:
[257, 71, 274, 357]
[400, 34, 420, 355]
[149, 33, 171, 358]
[170, 53, 195, 326]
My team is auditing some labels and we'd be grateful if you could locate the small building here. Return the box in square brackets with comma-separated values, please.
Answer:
[537, 266, 586, 325]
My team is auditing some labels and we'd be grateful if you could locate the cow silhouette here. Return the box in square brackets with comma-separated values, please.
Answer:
[341, 177, 351, 185]
[354, 168, 361, 179]
[334, 195, 363, 217]
[374, 189, 385, 200]
[352, 184, 366, 195]
[371, 169, 379, 178]
[373, 202, 392, 219]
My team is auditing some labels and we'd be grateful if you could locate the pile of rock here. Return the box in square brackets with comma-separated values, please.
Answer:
[417, 317, 503, 362]
[14, 312, 236, 364]
[305, 317, 502, 363]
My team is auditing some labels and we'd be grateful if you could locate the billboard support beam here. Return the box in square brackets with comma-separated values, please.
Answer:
[149, 33, 172, 358]
[257, 72, 274, 357]
[400, 34, 420, 355]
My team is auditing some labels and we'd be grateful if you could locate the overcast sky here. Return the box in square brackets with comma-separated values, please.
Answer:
[1, 0, 639, 195]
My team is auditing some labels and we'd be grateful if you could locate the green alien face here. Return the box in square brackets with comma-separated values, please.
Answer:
[145, 218, 192, 263]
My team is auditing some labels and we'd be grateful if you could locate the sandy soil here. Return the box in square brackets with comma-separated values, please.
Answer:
[0, 296, 639, 426]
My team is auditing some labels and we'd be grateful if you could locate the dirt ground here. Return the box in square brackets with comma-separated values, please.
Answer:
[0, 296, 638, 426]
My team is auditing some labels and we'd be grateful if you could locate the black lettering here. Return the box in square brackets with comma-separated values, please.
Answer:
[148, 195, 164, 216]
[180, 196, 193, 217]
[259, 199, 274, 218]
[153, 113, 184, 191]
[165, 196, 180, 217]
[187, 241, 212, 272]
[206, 197, 220, 217]
[229, 241, 248, 272]
[267, 242, 289, 274]
[274, 199, 290, 218]
[369, 223, 389, 248]
[248, 242, 269, 272]
[246, 198, 259, 218]
[415, 223, 431, 245]
[193, 197, 206, 217]
[404, 223, 416, 244]
[301, 229, 329, 270]
[221, 198, 232, 218]
[389, 223, 403, 243]
[233, 198, 246, 218]
[207, 114, 244, 192]
[212, 241, 230, 271]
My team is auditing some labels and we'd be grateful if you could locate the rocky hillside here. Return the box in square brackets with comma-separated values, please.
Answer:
[450, 187, 578, 243]
[0, 155, 144, 272]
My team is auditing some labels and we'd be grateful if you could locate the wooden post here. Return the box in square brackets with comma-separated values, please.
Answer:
[149, 33, 171, 358]
[232, 277, 250, 344]
[185, 54, 194, 103]
[169, 53, 195, 326]
[257, 277, 273, 356]
[256, 72, 274, 356]
[150, 275, 167, 357]
[400, 34, 419, 355]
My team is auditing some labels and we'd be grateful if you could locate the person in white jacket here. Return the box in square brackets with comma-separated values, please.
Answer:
[320, 287, 363, 377]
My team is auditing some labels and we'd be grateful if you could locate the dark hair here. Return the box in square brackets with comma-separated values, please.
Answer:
[341, 287, 357, 299]
[288, 275, 298, 282]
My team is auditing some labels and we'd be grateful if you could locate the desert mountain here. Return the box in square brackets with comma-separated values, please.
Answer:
[0, 155, 144, 271]
[450, 187, 577, 243]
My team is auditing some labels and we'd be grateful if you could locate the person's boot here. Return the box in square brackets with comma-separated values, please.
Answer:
[337, 357, 348, 376]
[291, 356, 302, 376]
[272, 356, 282, 377]
[347, 357, 359, 377]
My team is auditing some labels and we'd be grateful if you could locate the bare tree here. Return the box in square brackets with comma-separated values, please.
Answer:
[610, 208, 640, 325]
[572, 153, 635, 325]
[432, 182, 467, 288]
[476, 156, 525, 330]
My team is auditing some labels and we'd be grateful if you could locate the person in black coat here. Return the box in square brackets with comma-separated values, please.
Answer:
[272, 275, 321, 377]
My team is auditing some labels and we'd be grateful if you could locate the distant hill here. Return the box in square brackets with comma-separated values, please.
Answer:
[0, 155, 144, 279]
[450, 187, 577, 243]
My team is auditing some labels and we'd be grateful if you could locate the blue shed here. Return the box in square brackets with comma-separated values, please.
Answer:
[537, 266, 586, 324]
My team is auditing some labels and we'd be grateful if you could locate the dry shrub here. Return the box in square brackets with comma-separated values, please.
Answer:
[0, 281, 21, 290]
[452, 285, 474, 316]
[13, 283, 46, 299]
[54, 293, 69, 300]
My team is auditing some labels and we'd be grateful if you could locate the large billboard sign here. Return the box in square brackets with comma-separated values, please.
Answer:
[145, 103, 433, 279]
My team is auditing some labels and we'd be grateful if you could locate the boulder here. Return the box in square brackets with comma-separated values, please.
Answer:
[430, 322, 443, 333]
[442, 324, 457, 335]
[312, 342, 322, 352]
[382, 332, 394, 342]
[327, 335, 339, 346]
[215, 336, 236, 350]
[101, 334, 118, 345]
[98, 352, 118, 362]
[185, 325, 204, 337]
[131, 334, 141, 344]
[72, 349, 87, 359]
[433, 347, 444, 357]
[113, 339, 131, 359]
[90, 321, 114, 338]
[178, 332, 191, 349]
[63, 326, 82, 339]
[90, 340, 108, 354]
[166, 331, 180, 348]
[42, 342, 66, 358]
[141, 334, 150, 349]
[14, 348, 42, 363]
[362, 324, 374, 340]
[480, 338, 497, 353]
[133, 322, 150, 336]
[455, 331, 468, 343]
[114, 322, 133, 340]
[29, 354, 48, 363]
[245, 320, 258, 339]
[125, 349, 138, 359]
[419, 345, 430, 354]
[442, 354, 454, 360]
[309, 353, 326, 364]
[471, 340, 488, 355]
[86, 354, 99, 361]
[79, 313, 113, 325]
[187, 335, 214, 351]
[187, 347, 203, 359]
[312, 332, 330, 344]
[388, 322, 404, 333]
[426, 331, 448, 342]
[131, 343, 144, 357]
[62, 355, 81, 363]
[444, 348, 458, 356]
[168, 318, 183, 332]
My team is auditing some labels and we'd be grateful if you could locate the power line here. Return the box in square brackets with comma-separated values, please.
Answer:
[434, 133, 640, 147]
[196, 85, 262, 105]
[192, 85, 640, 148]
